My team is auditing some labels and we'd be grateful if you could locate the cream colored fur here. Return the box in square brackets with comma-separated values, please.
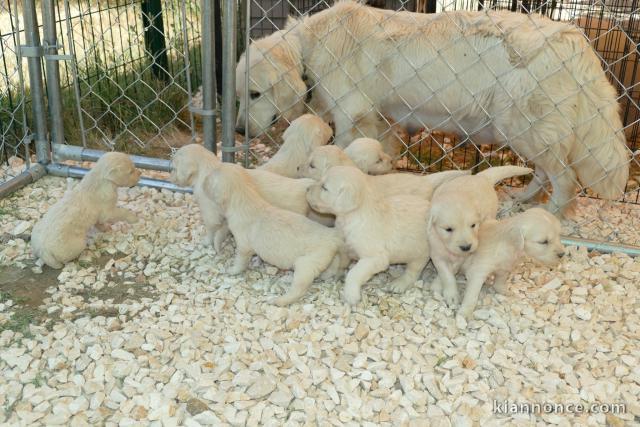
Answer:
[31, 152, 140, 269]
[204, 163, 347, 306]
[170, 144, 317, 251]
[237, 1, 629, 214]
[259, 114, 333, 177]
[428, 166, 532, 305]
[343, 138, 393, 175]
[459, 208, 564, 318]
[306, 165, 431, 305]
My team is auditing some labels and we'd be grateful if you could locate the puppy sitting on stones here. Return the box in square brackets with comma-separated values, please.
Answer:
[428, 166, 533, 305]
[259, 114, 333, 178]
[307, 165, 431, 305]
[171, 144, 317, 251]
[31, 152, 140, 269]
[204, 163, 347, 306]
[458, 208, 565, 318]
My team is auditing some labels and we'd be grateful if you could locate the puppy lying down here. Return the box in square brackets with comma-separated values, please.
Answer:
[205, 163, 347, 306]
[171, 144, 319, 251]
[458, 208, 564, 318]
[307, 166, 431, 305]
[428, 166, 533, 305]
[31, 152, 140, 269]
[259, 114, 333, 178]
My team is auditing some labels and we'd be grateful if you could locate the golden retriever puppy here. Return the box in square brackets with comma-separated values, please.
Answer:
[170, 144, 315, 251]
[300, 147, 468, 199]
[204, 163, 346, 306]
[31, 152, 140, 269]
[428, 166, 533, 305]
[306, 166, 431, 305]
[259, 114, 333, 177]
[458, 208, 564, 318]
[343, 138, 394, 175]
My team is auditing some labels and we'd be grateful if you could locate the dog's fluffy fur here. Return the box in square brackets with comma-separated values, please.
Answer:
[458, 208, 564, 318]
[237, 1, 629, 213]
[259, 114, 333, 177]
[301, 147, 468, 199]
[428, 166, 532, 304]
[170, 144, 316, 251]
[204, 163, 346, 305]
[343, 138, 394, 175]
[31, 152, 140, 269]
[306, 165, 431, 305]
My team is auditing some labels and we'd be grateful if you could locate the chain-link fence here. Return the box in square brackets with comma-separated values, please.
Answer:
[0, 0, 31, 184]
[235, 0, 640, 248]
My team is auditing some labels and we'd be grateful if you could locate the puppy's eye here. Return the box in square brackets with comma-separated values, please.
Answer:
[250, 91, 261, 100]
[376, 158, 382, 163]
[445, 227, 453, 233]
[321, 185, 327, 191]
[471, 223, 477, 229]
[310, 163, 315, 169]
[539, 239, 549, 245]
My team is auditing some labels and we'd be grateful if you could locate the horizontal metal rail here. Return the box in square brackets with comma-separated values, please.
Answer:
[53, 144, 173, 172]
[0, 164, 47, 198]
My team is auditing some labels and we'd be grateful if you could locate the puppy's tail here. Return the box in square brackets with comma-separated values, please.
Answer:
[569, 36, 630, 200]
[424, 170, 471, 191]
[477, 166, 533, 186]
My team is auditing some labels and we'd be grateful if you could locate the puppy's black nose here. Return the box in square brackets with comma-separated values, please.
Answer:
[557, 251, 565, 259]
[235, 126, 245, 135]
[459, 244, 471, 252]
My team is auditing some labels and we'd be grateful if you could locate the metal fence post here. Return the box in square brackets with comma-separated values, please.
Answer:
[42, 0, 65, 148]
[22, 0, 50, 164]
[221, 0, 237, 163]
[141, 0, 170, 81]
[201, 0, 218, 153]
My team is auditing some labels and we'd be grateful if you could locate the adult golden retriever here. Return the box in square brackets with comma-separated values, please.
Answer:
[235, 1, 629, 214]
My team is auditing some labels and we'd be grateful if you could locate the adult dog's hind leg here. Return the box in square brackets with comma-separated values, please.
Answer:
[516, 167, 548, 203]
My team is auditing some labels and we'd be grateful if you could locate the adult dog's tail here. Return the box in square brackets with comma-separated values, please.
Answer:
[569, 36, 630, 200]
[477, 166, 533, 186]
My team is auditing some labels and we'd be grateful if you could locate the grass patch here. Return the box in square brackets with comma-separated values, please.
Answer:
[0, 309, 36, 339]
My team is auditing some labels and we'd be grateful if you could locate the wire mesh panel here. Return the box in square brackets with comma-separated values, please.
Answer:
[238, 0, 640, 246]
[0, 0, 30, 184]
[56, 0, 203, 158]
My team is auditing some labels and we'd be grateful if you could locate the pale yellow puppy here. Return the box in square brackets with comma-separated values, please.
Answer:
[259, 114, 333, 177]
[428, 166, 533, 305]
[307, 166, 431, 305]
[343, 138, 394, 175]
[458, 208, 564, 318]
[31, 152, 140, 269]
[170, 144, 315, 251]
[204, 163, 346, 305]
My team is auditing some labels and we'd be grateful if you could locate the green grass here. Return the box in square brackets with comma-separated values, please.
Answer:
[0, 309, 36, 339]
[1, 42, 203, 161]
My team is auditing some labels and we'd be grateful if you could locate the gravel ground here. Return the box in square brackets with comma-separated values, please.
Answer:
[1, 164, 640, 426]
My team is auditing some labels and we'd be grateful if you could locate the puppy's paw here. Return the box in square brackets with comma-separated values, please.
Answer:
[492, 283, 511, 295]
[458, 304, 474, 319]
[95, 223, 111, 233]
[442, 287, 459, 306]
[342, 286, 362, 306]
[228, 265, 246, 275]
[430, 279, 443, 296]
[269, 294, 297, 307]
[124, 211, 138, 224]
[389, 278, 412, 293]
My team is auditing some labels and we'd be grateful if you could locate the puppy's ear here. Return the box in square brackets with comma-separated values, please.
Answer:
[203, 170, 229, 209]
[333, 182, 360, 213]
[104, 163, 125, 184]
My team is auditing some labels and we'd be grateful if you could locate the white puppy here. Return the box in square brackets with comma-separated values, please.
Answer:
[170, 144, 315, 251]
[458, 208, 564, 318]
[306, 166, 431, 305]
[259, 114, 333, 177]
[31, 152, 140, 269]
[428, 166, 533, 305]
[300, 148, 468, 200]
[343, 138, 394, 175]
[204, 163, 346, 305]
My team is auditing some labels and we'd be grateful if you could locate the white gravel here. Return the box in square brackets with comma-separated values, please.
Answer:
[1, 167, 640, 426]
